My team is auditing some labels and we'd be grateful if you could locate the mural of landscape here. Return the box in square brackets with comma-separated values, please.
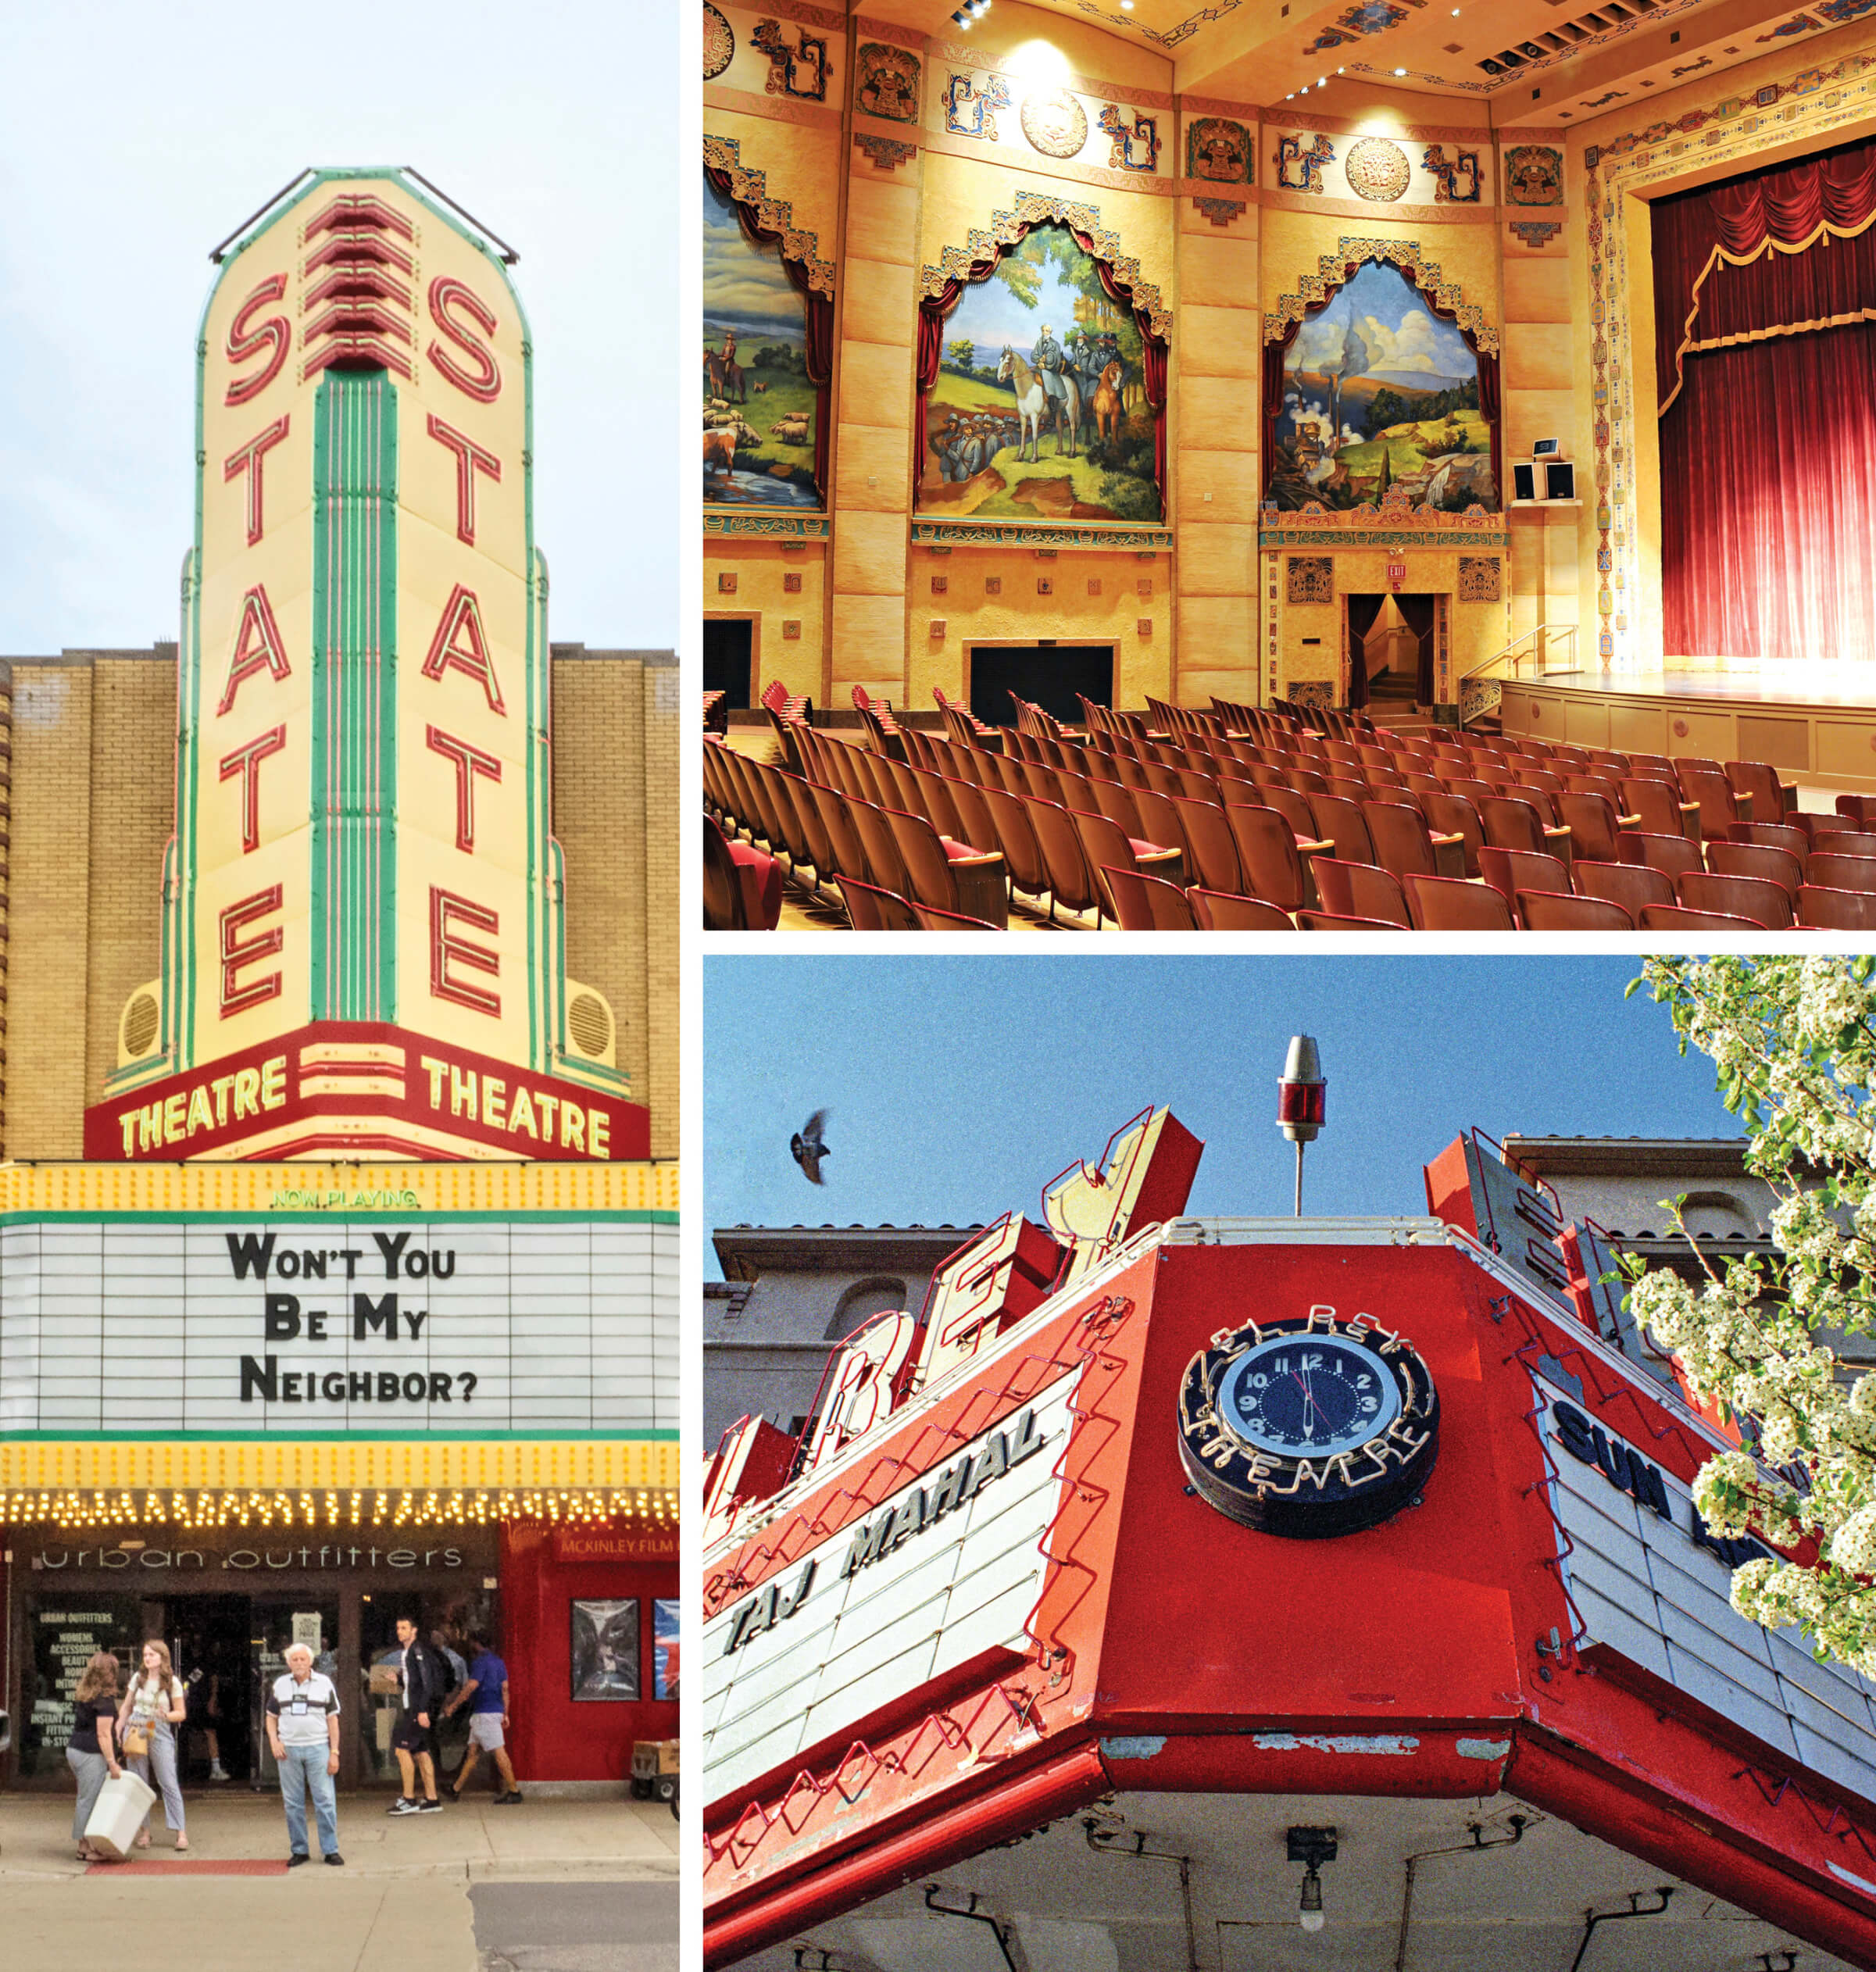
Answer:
[1270, 260, 1496, 513]
[702, 171, 820, 509]
[921, 223, 1160, 523]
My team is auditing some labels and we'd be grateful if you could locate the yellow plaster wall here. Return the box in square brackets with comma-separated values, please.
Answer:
[704, 545, 829, 702]
[908, 545, 1169, 713]
[704, 106, 845, 275]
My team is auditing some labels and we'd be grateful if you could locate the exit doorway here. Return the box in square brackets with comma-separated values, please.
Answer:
[1347, 594, 1436, 708]
[968, 644, 1115, 729]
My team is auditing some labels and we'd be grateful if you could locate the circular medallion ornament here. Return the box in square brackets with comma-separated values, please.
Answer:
[1177, 1312, 1438, 1538]
[1345, 135, 1413, 202]
[703, 2, 735, 80]
[1021, 89, 1089, 159]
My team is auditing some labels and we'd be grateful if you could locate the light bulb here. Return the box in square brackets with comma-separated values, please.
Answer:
[1300, 1866, 1325, 1931]
[1301, 1909, 1326, 1934]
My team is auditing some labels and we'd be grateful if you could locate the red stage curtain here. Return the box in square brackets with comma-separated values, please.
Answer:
[706, 164, 834, 500]
[1660, 320, 1876, 659]
[1654, 131, 1876, 413]
[913, 222, 1171, 517]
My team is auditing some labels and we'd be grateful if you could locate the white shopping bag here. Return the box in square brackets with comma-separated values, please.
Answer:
[84, 1770, 157, 1859]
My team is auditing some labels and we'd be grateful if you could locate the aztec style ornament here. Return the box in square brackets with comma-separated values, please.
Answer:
[945, 72, 1013, 141]
[856, 42, 920, 121]
[1345, 136, 1413, 202]
[1422, 144, 1482, 202]
[1504, 145, 1563, 205]
[1099, 104, 1163, 173]
[1276, 131, 1337, 192]
[1021, 88, 1089, 159]
[703, 3, 734, 79]
[1188, 116, 1252, 184]
[1288, 556, 1335, 605]
[752, 20, 830, 101]
[1177, 1309, 1440, 1538]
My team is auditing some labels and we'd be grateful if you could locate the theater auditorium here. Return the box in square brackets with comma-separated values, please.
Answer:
[702, 0, 1876, 931]
[702, 1108, 1876, 1968]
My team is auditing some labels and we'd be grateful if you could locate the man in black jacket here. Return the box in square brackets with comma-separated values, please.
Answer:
[387, 1616, 451, 1815]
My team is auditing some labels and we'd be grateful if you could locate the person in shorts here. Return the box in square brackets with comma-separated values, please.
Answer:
[442, 1631, 522, 1803]
[387, 1615, 448, 1815]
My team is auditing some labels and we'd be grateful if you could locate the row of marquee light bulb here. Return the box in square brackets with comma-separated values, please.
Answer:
[2, 1488, 677, 1529]
[1284, 8, 1465, 95]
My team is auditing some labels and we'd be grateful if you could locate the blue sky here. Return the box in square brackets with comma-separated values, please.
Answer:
[0, 3, 677, 652]
[948, 256, 1089, 357]
[1289, 260, 1474, 389]
[703, 956, 1742, 1273]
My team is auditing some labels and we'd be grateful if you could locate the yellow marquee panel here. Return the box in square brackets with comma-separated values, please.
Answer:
[0, 1159, 677, 1216]
[0, 1438, 681, 1492]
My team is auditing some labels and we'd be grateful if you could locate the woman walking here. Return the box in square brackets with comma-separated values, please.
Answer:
[120, 1640, 190, 1850]
[69, 1651, 123, 1863]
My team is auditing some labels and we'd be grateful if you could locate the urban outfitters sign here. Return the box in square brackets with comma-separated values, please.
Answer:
[0, 1214, 675, 1434]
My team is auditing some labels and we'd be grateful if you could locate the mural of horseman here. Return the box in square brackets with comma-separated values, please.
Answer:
[920, 220, 1163, 523]
[998, 323, 1081, 462]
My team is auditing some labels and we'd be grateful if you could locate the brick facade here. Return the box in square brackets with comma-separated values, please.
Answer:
[2, 644, 678, 1160]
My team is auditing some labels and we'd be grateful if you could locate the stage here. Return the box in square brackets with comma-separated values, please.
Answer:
[1498, 663, 1876, 795]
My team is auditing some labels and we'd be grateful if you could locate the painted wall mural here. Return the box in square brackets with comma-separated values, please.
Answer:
[1277, 132, 1338, 192]
[702, 171, 820, 510]
[1270, 259, 1495, 513]
[920, 223, 1159, 524]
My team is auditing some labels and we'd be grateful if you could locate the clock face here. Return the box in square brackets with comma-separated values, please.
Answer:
[1217, 1334, 1402, 1456]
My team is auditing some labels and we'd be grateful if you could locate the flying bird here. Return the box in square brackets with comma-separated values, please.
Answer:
[791, 1109, 831, 1185]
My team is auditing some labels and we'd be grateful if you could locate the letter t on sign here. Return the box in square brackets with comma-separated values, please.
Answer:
[426, 416, 501, 545]
[431, 888, 500, 1016]
[426, 727, 502, 851]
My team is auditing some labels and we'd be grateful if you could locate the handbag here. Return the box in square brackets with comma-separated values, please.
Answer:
[123, 1720, 149, 1757]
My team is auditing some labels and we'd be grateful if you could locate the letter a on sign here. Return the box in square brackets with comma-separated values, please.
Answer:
[217, 585, 292, 716]
[422, 584, 506, 714]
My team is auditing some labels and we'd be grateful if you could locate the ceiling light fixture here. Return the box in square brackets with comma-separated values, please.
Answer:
[1394, 65, 1408, 74]
[1288, 1827, 1339, 1934]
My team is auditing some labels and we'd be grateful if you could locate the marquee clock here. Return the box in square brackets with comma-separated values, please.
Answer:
[1177, 1309, 1438, 1537]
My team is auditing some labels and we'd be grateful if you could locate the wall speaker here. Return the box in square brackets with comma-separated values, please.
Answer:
[1513, 462, 1537, 502]
[1545, 460, 1576, 501]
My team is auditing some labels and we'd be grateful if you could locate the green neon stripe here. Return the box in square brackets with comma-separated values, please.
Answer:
[1, 1430, 680, 1444]
[310, 373, 398, 1020]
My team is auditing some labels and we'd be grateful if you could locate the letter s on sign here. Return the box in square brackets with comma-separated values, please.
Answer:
[428, 278, 501, 402]
[226, 275, 291, 407]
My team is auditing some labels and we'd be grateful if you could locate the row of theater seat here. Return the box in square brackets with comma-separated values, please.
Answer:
[712, 688, 1873, 930]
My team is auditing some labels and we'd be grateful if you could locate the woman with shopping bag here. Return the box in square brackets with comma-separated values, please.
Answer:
[69, 1652, 124, 1863]
[118, 1641, 190, 1851]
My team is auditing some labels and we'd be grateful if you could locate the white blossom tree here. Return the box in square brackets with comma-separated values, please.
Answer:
[1624, 955, 1876, 1673]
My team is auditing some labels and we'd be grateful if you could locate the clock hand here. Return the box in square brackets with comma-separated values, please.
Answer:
[1292, 1370, 1324, 1438]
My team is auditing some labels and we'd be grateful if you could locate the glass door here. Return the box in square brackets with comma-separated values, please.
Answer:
[357, 1586, 497, 1788]
[249, 1599, 341, 1788]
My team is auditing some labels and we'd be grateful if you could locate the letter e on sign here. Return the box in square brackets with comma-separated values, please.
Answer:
[431, 888, 500, 1016]
[221, 886, 284, 1015]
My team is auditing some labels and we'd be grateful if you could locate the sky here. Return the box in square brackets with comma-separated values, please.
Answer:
[703, 174, 805, 342]
[949, 255, 1090, 356]
[0, 3, 679, 654]
[1290, 260, 1474, 388]
[702, 955, 1742, 1275]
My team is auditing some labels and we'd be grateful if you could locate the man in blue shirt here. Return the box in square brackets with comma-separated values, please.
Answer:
[442, 1631, 522, 1803]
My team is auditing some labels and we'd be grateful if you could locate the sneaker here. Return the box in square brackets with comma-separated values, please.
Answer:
[288, 1852, 310, 1867]
[388, 1797, 420, 1816]
[209, 1763, 230, 1783]
[416, 1796, 444, 1813]
[323, 1853, 345, 1867]
[495, 1791, 523, 1804]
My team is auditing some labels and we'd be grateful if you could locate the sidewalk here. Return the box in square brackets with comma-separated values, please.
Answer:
[0, 1791, 680, 1972]
[0, 1786, 681, 1882]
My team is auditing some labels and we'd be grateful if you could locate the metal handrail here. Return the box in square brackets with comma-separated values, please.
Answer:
[1460, 621, 1579, 685]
